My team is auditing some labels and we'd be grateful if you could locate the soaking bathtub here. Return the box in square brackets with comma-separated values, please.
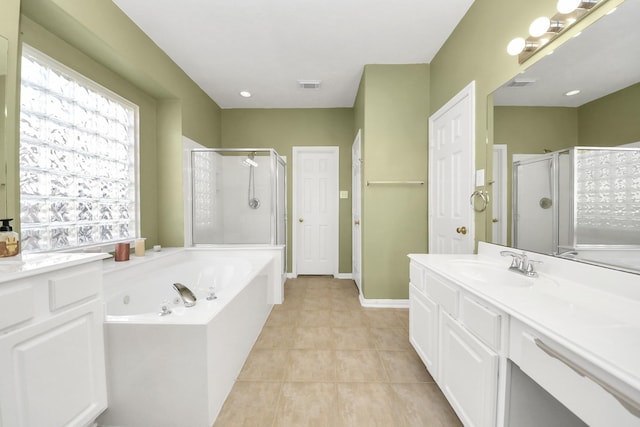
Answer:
[97, 248, 282, 427]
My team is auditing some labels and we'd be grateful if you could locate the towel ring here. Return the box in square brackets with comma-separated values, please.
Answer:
[470, 190, 489, 212]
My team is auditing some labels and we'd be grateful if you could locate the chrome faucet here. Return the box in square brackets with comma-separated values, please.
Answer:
[172, 283, 197, 307]
[500, 250, 539, 277]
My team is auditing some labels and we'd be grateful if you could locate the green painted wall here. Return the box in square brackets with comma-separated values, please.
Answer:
[358, 64, 429, 299]
[0, 0, 20, 220]
[579, 82, 640, 146]
[2, 0, 223, 248]
[221, 108, 354, 273]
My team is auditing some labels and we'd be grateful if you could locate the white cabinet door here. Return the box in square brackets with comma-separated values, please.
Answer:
[409, 284, 438, 380]
[439, 310, 499, 427]
[0, 300, 107, 427]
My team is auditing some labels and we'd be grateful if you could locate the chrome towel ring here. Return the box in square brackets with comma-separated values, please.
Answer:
[470, 190, 489, 212]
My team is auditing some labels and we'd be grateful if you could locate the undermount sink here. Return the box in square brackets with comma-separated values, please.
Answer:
[445, 259, 557, 288]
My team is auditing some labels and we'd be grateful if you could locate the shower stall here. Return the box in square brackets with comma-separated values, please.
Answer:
[513, 146, 640, 255]
[187, 148, 287, 247]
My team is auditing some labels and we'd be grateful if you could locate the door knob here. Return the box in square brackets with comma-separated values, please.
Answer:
[492, 218, 499, 223]
[456, 226, 467, 235]
[299, 218, 304, 223]
[354, 220, 360, 225]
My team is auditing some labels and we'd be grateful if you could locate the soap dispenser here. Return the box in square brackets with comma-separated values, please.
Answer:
[0, 218, 20, 258]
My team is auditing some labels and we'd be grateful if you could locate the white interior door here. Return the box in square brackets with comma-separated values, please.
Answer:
[293, 147, 339, 276]
[428, 81, 475, 254]
[492, 144, 507, 245]
[351, 131, 362, 291]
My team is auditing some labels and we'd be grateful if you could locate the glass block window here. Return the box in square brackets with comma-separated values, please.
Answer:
[19, 45, 139, 252]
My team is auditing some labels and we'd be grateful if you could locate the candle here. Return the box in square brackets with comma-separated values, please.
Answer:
[135, 238, 146, 257]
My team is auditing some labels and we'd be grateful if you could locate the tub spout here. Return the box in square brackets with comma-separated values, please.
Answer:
[173, 283, 197, 307]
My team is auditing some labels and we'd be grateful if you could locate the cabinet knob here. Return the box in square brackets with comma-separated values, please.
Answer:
[299, 218, 304, 223]
[456, 226, 467, 235]
[492, 218, 499, 223]
[354, 220, 360, 225]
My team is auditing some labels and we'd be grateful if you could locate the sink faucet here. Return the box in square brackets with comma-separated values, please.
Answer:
[173, 283, 197, 307]
[499, 250, 539, 277]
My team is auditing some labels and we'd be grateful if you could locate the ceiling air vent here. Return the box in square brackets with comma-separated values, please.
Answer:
[298, 80, 321, 89]
[507, 78, 537, 87]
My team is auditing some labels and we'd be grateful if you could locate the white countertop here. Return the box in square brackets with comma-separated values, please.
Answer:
[0, 252, 111, 283]
[409, 242, 640, 399]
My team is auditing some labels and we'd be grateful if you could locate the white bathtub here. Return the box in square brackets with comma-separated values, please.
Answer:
[97, 248, 282, 427]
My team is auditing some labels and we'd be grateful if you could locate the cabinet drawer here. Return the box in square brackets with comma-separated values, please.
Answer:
[409, 262, 426, 292]
[510, 319, 640, 426]
[426, 271, 458, 317]
[49, 266, 102, 312]
[460, 294, 501, 351]
[0, 285, 35, 332]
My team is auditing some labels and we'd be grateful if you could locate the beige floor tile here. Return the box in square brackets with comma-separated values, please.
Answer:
[213, 381, 281, 427]
[336, 383, 403, 427]
[293, 326, 335, 349]
[306, 276, 335, 289]
[362, 308, 407, 328]
[336, 350, 388, 382]
[273, 382, 339, 427]
[378, 350, 434, 383]
[370, 327, 412, 351]
[330, 309, 366, 327]
[390, 383, 462, 427]
[265, 310, 301, 328]
[332, 327, 376, 350]
[297, 309, 333, 327]
[254, 326, 296, 349]
[394, 309, 410, 330]
[275, 294, 305, 311]
[285, 349, 336, 381]
[302, 295, 334, 310]
[238, 349, 289, 381]
[331, 295, 363, 311]
[306, 287, 334, 299]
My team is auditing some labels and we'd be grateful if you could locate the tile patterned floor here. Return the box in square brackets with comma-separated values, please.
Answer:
[214, 276, 462, 427]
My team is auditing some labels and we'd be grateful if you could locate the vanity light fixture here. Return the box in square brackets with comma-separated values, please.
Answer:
[529, 17, 551, 37]
[508, 0, 608, 63]
[239, 91, 252, 98]
[565, 89, 581, 96]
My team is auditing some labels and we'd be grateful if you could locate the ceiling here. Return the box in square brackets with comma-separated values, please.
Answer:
[493, 0, 640, 107]
[111, 0, 475, 109]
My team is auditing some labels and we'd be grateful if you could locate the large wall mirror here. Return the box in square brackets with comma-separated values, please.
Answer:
[491, 0, 640, 273]
[0, 36, 8, 218]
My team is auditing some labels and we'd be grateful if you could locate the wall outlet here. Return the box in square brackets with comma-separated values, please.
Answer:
[340, 191, 349, 199]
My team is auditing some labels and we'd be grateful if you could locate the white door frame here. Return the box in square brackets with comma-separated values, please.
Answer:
[351, 130, 362, 292]
[492, 144, 508, 245]
[428, 81, 476, 253]
[292, 146, 340, 277]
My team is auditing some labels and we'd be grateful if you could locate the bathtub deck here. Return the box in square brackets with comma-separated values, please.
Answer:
[213, 276, 461, 427]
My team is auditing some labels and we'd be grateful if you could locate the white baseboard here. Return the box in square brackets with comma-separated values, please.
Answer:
[358, 294, 409, 308]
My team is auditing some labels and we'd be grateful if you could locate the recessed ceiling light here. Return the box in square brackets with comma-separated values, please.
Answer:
[239, 91, 252, 98]
[565, 90, 581, 96]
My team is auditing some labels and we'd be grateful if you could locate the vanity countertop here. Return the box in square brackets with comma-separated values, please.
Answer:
[0, 252, 110, 283]
[409, 242, 640, 398]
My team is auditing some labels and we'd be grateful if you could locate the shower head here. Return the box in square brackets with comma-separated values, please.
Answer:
[242, 152, 258, 168]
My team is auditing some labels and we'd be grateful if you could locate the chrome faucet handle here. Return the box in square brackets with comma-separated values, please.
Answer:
[207, 286, 218, 301]
[524, 259, 542, 277]
[500, 250, 523, 268]
[159, 300, 172, 316]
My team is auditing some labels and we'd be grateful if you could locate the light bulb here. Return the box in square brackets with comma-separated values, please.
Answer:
[529, 17, 551, 37]
[557, 0, 581, 14]
[507, 37, 526, 56]
[239, 91, 252, 98]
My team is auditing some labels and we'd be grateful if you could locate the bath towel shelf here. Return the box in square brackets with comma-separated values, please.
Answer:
[366, 180, 424, 186]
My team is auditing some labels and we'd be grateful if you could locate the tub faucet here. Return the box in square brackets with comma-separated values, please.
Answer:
[173, 283, 197, 307]
[500, 250, 539, 277]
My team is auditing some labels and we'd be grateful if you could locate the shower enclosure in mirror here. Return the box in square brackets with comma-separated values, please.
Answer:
[188, 148, 286, 247]
[513, 146, 640, 271]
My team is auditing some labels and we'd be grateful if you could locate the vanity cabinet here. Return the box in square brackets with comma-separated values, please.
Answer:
[409, 260, 504, 427]
[0, 259, 108, 427]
